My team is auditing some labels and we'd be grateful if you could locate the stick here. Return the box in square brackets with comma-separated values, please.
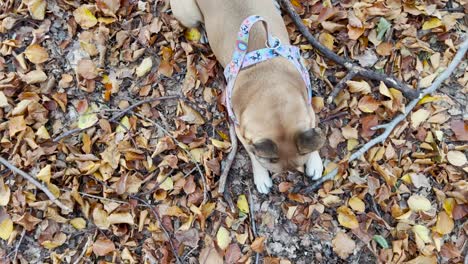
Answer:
[279, 0, 420, 100]
[218, 122, 238, 193]
[131, 196, 183, 264]
[12, 229, 26, 262]
[303, 35, 468, 194]
[0, 156, 72, 213]
[327, 71, 357, 104]
[53, 95, 180, 142]
[72, 236, 91, 264]
[247, 184, 261, 264]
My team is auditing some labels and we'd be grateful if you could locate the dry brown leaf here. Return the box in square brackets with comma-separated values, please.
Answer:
[332, 231, 356, 259]
[446, 151, 467, 167]
[26, 0, 46, 20]
[96, 0, 120, 17]
[347, 80, 371, 94]
[433, 212, 454, 235]
[93, 237, 115, 256]
[337, 206, 359, 229]
[73, 5, 98, 29]
[20, 70, 47, 84]
[251, 236, 266, 253]
[24, 44, 49, 64]
[77, 59, 98, 79]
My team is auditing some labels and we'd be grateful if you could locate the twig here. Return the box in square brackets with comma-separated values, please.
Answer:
[131, 196, 182, 264]
[0, 156, 72, 213]
[279, 0, 420, 100]
[327, 70, 357, 104]
[72, 236, 91, 264]
[303, 35, 468, 194]
[134, 112, 209, 204]
[12, 229, 26, 262]
[53, 95, 180, 142]
[350, 35, 468, 161]
[247, 184, 260, 264]
[218, 122, 238, 193]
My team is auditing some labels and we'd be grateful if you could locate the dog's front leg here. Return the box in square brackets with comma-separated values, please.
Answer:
[247, 152, 273, 194]
[306, 151, 324, 180]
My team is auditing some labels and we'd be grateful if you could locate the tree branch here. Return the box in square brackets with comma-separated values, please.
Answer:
[279, 0, 420, 100]
[0, 156, 72, 213]
[303, 35, 468, 194]
[218, 122, 238, 193]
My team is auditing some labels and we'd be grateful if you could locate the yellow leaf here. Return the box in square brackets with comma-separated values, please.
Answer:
[348, 196, 365, 213]
[216, 226, 231, 250]
[36, 125, 51, 139]
[433, 212, 454, 235]
[337, 206, 359, 229]
[97, 17, 116, 24]
[135, 57, 153, 77]
[73, 5, 98, 29]
[41, 233, 66, 249]
[408, 195, 432, 212]
[237, 195, 249, 215]
[47, 183, 60, 198]
[24, 44, 49, 64]
[185, 28, 201, 42]
[418, 95, 440, 105]
[347, 139, 359, 151]
[116, 116, 130, 133]
[159, 177, 173, 191]
[0, 178, 11, 206]
[443, 198, 455, 218]
[78, 105, 99, 129]
[70, 218, 87, 230]
[412, 225, 432, 243]
[27, 0, 46, 20]
[37, 164, 51, 184]
[211, 139, 231, 150]
[0, 218, 13, 240]
[319, 32, 334, 50]
[422, 17, 442, 30]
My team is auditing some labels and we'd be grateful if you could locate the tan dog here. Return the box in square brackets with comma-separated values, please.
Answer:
[170, 0, 325, 193]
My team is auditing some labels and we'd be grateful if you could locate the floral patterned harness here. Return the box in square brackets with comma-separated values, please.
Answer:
[224, 15, 313, 125]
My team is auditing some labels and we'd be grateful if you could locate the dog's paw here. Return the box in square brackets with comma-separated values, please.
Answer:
[253, 167, 273, 194]
[306, 151, 323, 180]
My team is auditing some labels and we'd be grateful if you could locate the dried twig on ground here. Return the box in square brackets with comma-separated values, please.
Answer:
[53, 95, 180, 142]
[0, 156, 72, 213]
[131, 196, 183, 264]
[279, 0, 420, 101]
[247, 184, 261, 264]
[11, 228, 26, 262]
[72, 236, 91, 264]
[218, 122, 238, 193]
[303, 35, 468, 194]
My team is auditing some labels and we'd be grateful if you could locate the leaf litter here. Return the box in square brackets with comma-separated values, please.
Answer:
[0, 0, 467, 263]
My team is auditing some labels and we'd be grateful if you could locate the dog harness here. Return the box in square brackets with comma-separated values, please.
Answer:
[224, 15, 313, 125]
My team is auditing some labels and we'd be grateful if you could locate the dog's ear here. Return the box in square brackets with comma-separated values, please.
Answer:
[295, 128, 325, 154]
[253, 139, 278, 158]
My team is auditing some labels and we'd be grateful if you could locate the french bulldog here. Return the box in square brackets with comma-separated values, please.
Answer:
[170, 0, 325, 193]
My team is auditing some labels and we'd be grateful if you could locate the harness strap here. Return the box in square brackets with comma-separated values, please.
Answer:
[224, 15, 312, 125]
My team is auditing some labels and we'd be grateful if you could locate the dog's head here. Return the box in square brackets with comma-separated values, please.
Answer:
[249, 127, 325, 173]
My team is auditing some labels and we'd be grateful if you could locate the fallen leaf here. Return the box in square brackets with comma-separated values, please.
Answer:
[337, 206, 359, 229]
[347, 80, 371, 94]
[422, 17, 442, 30]
[26, 0, 47, 20]
[74, 5, 98, 29]
[0, 91, 8, 107]
[92, 206, 110, 229]
[70, 218, 87, 230]
[411, 109, 430, 129]
[24, 44, 49, 64]
[408, 195, 432, 212]
[93, 237, 116, 256]
[77, 59, 98, 79]
[319, 32, 334, 50]
[0, 178, 11, 206]
[108, 212, 134, 225]
[446, 151, 467, 167]
[372, 235, 389, 248]
[96, 0, 120, 17]
[450, 120, 468, 141]
[135, 57, 153, 77]
[185, 28, 201, 42]
[178, 101, 205, 125]
[199, 242, 223, 264]
[433, 212, 454, 235]
[332, 232, 356, 259]
[216, 226, 231, 250]
[348, 196, 365, 213]
[251, 236, 266, 253]
[0, 217, 13, 240]
[358, 95, 380, 113]
[225, 243, 242, 264]
[37, 164, 52, 184]
[237, 194, 249, 216]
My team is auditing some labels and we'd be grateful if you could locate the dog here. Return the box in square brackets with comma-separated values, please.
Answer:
[170, 0, 325, 193]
